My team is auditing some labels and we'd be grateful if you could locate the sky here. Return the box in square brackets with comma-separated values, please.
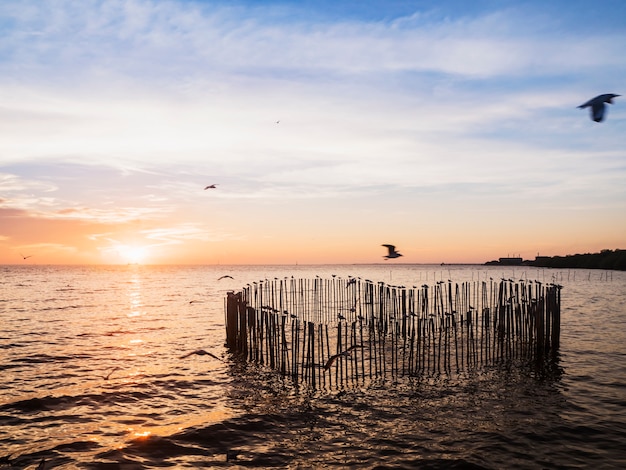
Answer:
[1, 0, 625, 265]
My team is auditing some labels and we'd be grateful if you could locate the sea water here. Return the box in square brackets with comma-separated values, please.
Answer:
[1, 264, 625, 468]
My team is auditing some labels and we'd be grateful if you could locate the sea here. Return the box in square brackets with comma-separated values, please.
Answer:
[1, 264, 625, 469]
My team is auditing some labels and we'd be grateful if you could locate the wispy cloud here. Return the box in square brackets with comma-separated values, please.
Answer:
[0, 166, 175, 223]
[0, 172, 56, 192]
[143, 223, 237, 245]
[16, 242, 78, 253]
[3, 2, 624, 84]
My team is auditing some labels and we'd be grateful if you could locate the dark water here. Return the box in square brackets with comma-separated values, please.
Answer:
[1, 265, 625, 469]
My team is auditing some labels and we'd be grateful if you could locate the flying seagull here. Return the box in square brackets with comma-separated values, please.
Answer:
[204, 184, 218, 190]
[104, 367, 120, 380]
[382, 244, 402, 260]
[578, 94, 620, 122]
[179, 349, 223, 361]
[20, 253, 33, 260]
[323, 345, 364, 370]
[218, 275, 234, 280]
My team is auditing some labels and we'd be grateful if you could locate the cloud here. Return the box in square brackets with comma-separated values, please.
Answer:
[18, 242, 78, 253]
[2, 1, 625, 88]
[0, 165, 179, 224]
[0, 172, 56, 192]
[142, 224, 238, 245]
[49, 206, 165, 223]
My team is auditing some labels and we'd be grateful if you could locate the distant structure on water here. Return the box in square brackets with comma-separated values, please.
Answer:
[486, 249, 625, 271]
[490, 257, 524, 266]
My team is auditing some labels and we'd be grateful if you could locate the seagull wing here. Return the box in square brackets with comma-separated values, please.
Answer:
[104, 367, 120, 380]
[205, 351, 222, 361]
[180, 349, 223, 361]
[382, 244, 396, 255]
[179, 351, 197, 359]
[577, 97, 595, 109]
[323, 354, 340, 370]
[324, 345, 364, 370]
[591, 102, 606, 122]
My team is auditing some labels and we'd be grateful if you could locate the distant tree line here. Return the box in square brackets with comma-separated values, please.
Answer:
[530, 249, 626, 271]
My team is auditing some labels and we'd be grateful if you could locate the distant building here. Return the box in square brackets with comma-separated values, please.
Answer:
[497, 257, 523, 266]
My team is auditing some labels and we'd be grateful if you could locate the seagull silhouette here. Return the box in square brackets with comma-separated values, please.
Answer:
[179, 349, 222, 361]
[324, 345, 364, 370]
[20, 253, 33, 260]
[218, 275, 234, 280]
[104, 367, 120, 380]
[204, 184, 218, 190]
[382, 244, 402, 260]
[578, 94, 620, 122]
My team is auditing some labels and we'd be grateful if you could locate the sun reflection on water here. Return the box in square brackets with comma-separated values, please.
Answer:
[128, 273, 144, 318]
[129, 429, 152, 439]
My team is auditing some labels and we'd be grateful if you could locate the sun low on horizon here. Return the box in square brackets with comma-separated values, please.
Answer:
[0, 0, 625, 266]
[111, 244, 151, 265]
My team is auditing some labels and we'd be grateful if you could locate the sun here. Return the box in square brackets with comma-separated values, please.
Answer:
[118, 245, 149, 264]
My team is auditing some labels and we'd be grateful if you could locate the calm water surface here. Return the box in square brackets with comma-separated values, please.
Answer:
[1, 265, 625, 469]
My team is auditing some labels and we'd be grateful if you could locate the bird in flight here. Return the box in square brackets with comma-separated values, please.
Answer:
[179, 349, 223, 361]
[578, 94, 620, 122]
[218, 275, 234, 280]
[103, 367, 120, 380]
[204, 184, 218, 190]
[323, 345, 364, 370]
[20, 253, 33, 260]
[382, 244, 402, 260]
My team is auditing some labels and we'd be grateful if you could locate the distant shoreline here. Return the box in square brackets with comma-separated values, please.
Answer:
[485, 249, 625, 271]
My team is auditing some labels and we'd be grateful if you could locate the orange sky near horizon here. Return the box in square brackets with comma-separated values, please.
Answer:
[2, 201, 623, 265]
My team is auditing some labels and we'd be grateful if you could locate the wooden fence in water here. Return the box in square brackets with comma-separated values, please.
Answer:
[225, 278, 561, 388]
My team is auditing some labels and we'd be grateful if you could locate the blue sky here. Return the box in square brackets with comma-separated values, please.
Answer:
[0, 0, 624, 264]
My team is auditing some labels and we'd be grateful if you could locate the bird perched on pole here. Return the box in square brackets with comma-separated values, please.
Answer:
[382, 244, 402, 260]
[578, 94, 620, 122]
